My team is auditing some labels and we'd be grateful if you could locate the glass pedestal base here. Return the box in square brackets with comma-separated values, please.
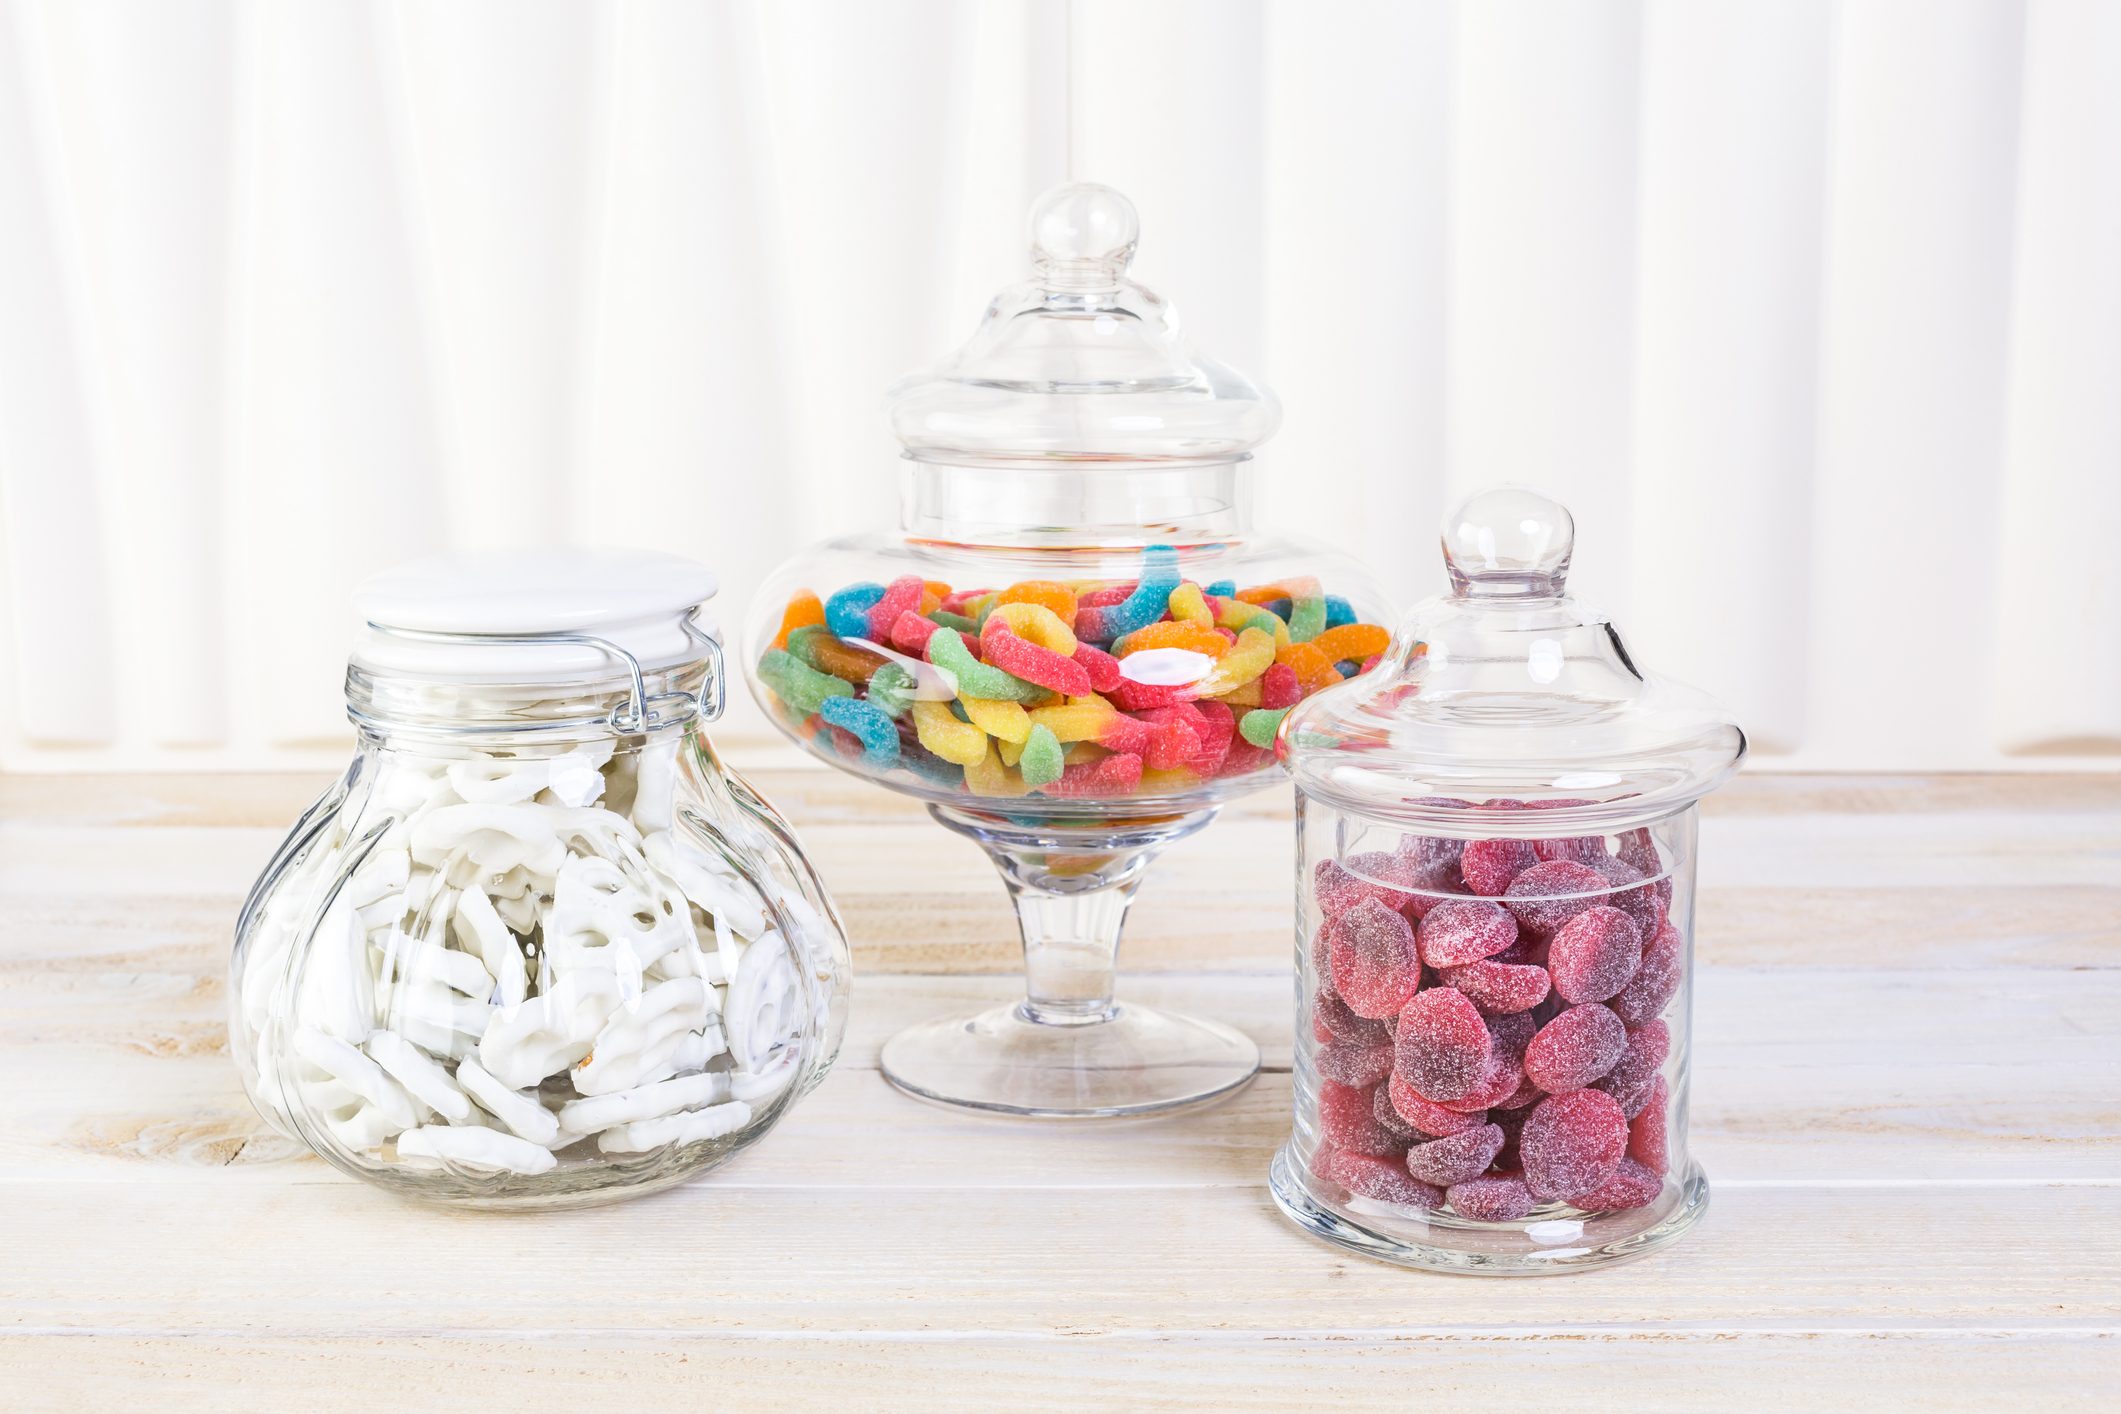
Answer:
[1269, 1146, 1710, 1275]
[881, 1000, 1258, 1118]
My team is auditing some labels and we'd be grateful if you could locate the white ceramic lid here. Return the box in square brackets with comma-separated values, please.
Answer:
[352, 548, 719, 682]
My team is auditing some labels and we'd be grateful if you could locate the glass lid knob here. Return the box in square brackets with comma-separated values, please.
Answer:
[1442, 486, 1576, 599]
[1030, 183, 1140, 293]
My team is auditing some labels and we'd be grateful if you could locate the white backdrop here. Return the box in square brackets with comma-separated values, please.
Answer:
[0, 0, 2116, 772]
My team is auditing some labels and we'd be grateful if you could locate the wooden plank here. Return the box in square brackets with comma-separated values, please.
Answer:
[4, 957, 2118, 1186]
[1, 1331, 2112, 1412]
[0, 1180, 2113, 1336]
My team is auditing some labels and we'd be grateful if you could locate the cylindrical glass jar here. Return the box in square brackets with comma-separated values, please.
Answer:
[1269, 489, 1743, 1272]
[746, 184, 1392, 1118]
[232, 550, 852, 1209]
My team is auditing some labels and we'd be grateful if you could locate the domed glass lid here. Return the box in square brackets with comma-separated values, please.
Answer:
[1283, 487, 1746, 831]
[887, 183, 1279, 464]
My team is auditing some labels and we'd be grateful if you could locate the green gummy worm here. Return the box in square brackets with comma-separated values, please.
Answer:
[1019, 723, 1064, 787]
[757, 648, 853, 717]
[926, 628, 1043, 703]
[1238, 707, 1290, 749]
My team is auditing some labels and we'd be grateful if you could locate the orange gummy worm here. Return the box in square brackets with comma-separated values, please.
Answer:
[771, 590, 825, 650]
[1309, 623, 1389, 664]
[997, 580, 1079, 622]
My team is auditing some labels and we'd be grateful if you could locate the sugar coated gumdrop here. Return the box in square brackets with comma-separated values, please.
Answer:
[1594, 1019, 1670, 1117]
[1316, 1040, 1394, 1089]
[1572, 1157, 1663, 1213]
[1459, 837, 1537, 897]
[1439, 957, 1551, 1016]
[1487, 1009, 1538, 1059]
[1610, 920, 1684, 1027]
[1617, 827, 1675, 912]
[1387, 1074, 1488, 1137]
[1317, 1080, 1407, 1157]
[1373, 1083, 1425, 1143]
[1329, 897, 1422, 1019]
[1503, 859, 1608, 938]
[1524, 1003, 1627, 1094]
[1313, 857, 1402, 919]
[1312, 1148, 1446, 1211]
[1448, 1171, 1536, 1223]
[1393, 988, 1494, 1102]
[1526, 799, 1607, 864]
[1521, 1088, 1629, 1202]
[1416, 899, 1519, 969]
[1404, 1122, 1506, 1188]
[1627, 1075, 1670, 1173]
[1441, 1046, 1524, 1113]
[1315, 986, 1393, 1047]
[1586, 853, 1667, 937]
[1548, 904, 1644, 1005]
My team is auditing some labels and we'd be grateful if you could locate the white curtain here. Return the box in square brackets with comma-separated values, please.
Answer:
[0, 0, 2115, 771]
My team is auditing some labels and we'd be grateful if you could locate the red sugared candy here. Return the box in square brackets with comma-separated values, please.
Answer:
[1572, 1156, 1663, 1213]
[1441, 1046, 1524, 1113]
[1595, 1019, 1670, 1117]
[1447, 1171, 1535, 1223]
[1318, 1080, 1407, 1157]
[1526, 799, 1606, 864]
[1503, 859, 1607, 938]
[1548, 904, 1644, 1005]
[1393, 988, 1494, 1102]
[1315, 986, 1393, 1047]
[1609, 920, 1684, 1027]
[1627, 1075, 1670, 1172]
[1313, 857, 1405, 919]
[1459, 837, 1537, 896]
[1405, 1122, 1506, 1187]
[1524, 1003, 1627, 1094]
[1312, 1147, 1445, 1211]
[1521, 1088, 1629, 1202]
[1586, 853, 1667, 937]
[1387, 1074, 1488, 1137]
[1439, 957, 1551, 1015]
[1330, 897, 1422, 1019]
[1617, 827, 1675, 912]
[1416, 899, 1519, 969]
[1316, 1039, 1394, 1089]
[1373, 1082, 1425, 1143]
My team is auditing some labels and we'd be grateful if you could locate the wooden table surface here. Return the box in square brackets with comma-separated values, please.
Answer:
[1, 767, 2116, 1410]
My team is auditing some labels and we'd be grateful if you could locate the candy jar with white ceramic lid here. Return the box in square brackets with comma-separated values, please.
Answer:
[1269, 487, 1744, 1272]
[746, 183, 1392, 1117]
[230, 549, 852, 1208]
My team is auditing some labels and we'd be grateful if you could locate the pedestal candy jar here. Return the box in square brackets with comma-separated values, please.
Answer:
[1270, 488, 1744, 1272]
[747, 183, 1391, 1117]
[232, 549, 852, 1208]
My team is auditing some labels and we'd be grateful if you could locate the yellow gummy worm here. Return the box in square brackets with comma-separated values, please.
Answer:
[1216, 678, 1264, 708]
[983, 600, 1078, 655]
[1215, 596, 1291, 648]
[1028, 695, 1117, 744]
[1167, 581, 1212, 626]
[997, 735, 1027, 768]
[912, 700, 988, 765]
[959, 695, 1033, 743]
[1194, 626, 1276, 697]
[964, 742, 1035, 797]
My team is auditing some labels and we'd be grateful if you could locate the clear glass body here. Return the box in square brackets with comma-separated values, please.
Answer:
[1270, 796, 1704, 1273]
[746, 456, 1393, 1116]
[230, 662, 852, 1209]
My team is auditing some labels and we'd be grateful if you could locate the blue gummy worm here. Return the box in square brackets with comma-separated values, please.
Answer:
[1203, 579, 1237, 599]
[818, 693, 901, 764]
[825, 583, 886, 640]
[1090, 544, 1181, 641]
[1324, 595, 1356, 628]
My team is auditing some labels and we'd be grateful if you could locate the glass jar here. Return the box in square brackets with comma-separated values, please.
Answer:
[747, 184, 1391, 1117]
[1270, 488, 1745, 1272]
[231, 550, 852, 1209]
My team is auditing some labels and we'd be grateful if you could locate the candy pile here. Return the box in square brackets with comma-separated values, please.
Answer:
[755, 546, 1390, 801]
[241, 737, 828, 1175]
[1305, 813, 1681, 1221]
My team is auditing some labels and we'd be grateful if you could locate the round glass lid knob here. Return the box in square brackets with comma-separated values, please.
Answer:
[1443, 486, 1576, 598]
[1030, 182, 1140, 292]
